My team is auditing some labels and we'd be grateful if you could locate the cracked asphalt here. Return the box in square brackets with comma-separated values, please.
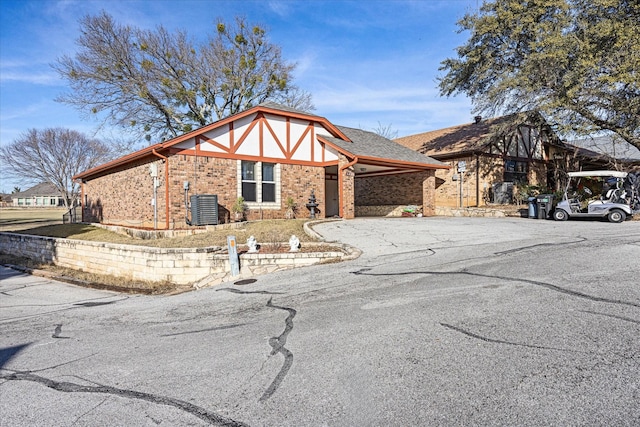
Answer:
[1, 216, 639, 426]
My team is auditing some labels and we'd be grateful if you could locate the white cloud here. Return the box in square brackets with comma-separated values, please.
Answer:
[0, 71, 60, 86]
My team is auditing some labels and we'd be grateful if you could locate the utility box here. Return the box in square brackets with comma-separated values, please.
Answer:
[190, 194, 218, 226]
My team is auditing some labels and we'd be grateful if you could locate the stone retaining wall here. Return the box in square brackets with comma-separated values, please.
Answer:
[435, 206, 525, 217]
[0, 232, 356, 288]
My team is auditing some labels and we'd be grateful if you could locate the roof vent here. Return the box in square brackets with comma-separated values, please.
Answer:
[474, 115, 482, 124]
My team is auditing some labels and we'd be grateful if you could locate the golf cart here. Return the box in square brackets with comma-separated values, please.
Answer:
[553, 170, 634, 223]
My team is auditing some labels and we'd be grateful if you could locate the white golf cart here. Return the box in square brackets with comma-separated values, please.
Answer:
[553, 170, 633, 223]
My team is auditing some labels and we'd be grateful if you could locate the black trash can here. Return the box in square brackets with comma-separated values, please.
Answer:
[536, 194, 554, 219]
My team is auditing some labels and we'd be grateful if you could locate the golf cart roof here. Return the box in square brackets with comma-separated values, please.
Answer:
[567, 170, 628, 178]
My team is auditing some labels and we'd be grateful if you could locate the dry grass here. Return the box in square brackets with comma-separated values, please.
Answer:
[0, 207, 67, 231]
[0, 252, 178, 294]
[1, 219, 318, 248]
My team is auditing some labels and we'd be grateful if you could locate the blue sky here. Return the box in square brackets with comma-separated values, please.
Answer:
[0, 0, 478, 192]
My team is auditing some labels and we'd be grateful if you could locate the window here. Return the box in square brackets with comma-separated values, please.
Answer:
[239, 160, 280, 207]
[504, 160, 528, 183]
[262, 163, 276, 202]
[241, 161, 257, 202]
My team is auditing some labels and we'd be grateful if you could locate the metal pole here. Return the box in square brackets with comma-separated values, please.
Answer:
[460, 171, 464, 208]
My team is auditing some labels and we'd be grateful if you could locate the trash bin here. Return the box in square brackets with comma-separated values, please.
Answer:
[528, 196, 537, 218]
[536, 194, 554, 219]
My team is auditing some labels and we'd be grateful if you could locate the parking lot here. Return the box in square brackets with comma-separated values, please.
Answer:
[1, 217, 639, 426]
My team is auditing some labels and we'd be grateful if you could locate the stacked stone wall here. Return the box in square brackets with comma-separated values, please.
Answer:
[0, 232, 352, 287]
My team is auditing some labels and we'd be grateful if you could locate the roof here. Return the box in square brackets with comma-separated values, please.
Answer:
[12, 182, 61, 198]
[394, 112, 557, 158]
[567, 136, 640, 161]
[395, 115, 513, 156]
[75, 103, 447, 180]
[321, 126, 447, 169]
[567, 170, 628, 178]
[75, 102, 349, 180]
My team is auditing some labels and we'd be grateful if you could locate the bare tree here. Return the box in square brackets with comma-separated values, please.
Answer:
[0, 128, 111, 209]
[372, 122, 398, 140]
[54, 13, 314, 142]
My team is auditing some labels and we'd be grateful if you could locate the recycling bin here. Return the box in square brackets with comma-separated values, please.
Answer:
[528, 196, 537, 218]
[536, 194, 554, 219]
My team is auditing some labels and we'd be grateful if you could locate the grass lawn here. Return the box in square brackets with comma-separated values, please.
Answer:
[0, 219, 318, 248]
[0, 207, 67, 231]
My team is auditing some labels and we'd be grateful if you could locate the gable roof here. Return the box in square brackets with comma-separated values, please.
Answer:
[320, 126, 447, 169]
[12, 182, 61, 198]
[395, 111, 561, 159]
[395, 115, 516, 157]
[75, 103, 349, 180]
[75, 103, 447, 180]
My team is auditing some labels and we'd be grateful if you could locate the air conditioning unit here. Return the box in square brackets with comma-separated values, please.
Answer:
[492, 182, 514, 204]
[190, 194, 218, 226]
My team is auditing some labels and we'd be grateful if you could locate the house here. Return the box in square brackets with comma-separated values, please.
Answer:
[11, 183, 65, 207]
[74, 103, 448, 229]
[395, 112, 571, 208]
[0, 193, 11, 207]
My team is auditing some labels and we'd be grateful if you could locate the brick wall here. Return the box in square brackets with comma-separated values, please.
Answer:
[339, 155, 355, 219]
[83, 154, 328, 228]
[355, 172, 426, 205]
[171, 155, 237, 225]
[83, 156, 158, 227]
[422, 170, 436, 215]
[268, 163, 325, 221]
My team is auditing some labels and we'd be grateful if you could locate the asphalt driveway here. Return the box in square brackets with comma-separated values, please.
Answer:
[1, 217, 639, 426]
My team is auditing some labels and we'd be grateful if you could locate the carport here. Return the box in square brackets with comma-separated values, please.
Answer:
[319, 126, 449, 218]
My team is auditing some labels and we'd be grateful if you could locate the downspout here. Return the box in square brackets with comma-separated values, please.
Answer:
[338, 156, 358, 218]
[79, 179, 85, 223]
[152, 149, 170, 229]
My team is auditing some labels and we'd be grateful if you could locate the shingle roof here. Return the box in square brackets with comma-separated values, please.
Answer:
[13, 182, 60, 197]
[321, 125, 446, 167]
[258, 101, 315, 116]
[395, 115, 515, 157]
[567, 136, 640, 161]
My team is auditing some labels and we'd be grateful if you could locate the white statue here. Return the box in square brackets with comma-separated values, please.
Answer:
[247, 235, 258, 253]
[289, 235, 300, 252]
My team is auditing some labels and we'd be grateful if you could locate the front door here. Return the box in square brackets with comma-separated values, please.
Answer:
[325, 177, 339, 217]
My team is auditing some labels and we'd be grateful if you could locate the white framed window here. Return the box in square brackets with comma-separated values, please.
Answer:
[238, 160, 280, 208]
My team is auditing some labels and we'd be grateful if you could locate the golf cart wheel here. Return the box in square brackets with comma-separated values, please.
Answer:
[553, 209, 568, 221]
[608, 209, 626, 223]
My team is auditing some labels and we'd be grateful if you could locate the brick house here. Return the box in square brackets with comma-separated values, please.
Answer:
[74, 103, 448, 229]
[395, 112, 571, 208]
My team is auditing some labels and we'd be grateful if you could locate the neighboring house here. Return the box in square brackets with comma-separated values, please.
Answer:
[74, 103, 448, 229]
[395, 112, 571, 207]
[11, 183, 65, 207]
[565, 136, 640, 172]
[0, 193, 11, 207]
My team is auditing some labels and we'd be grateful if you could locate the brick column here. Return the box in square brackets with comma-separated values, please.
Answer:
[422, 170, 436, 216]
[339, 155, 355, 219]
